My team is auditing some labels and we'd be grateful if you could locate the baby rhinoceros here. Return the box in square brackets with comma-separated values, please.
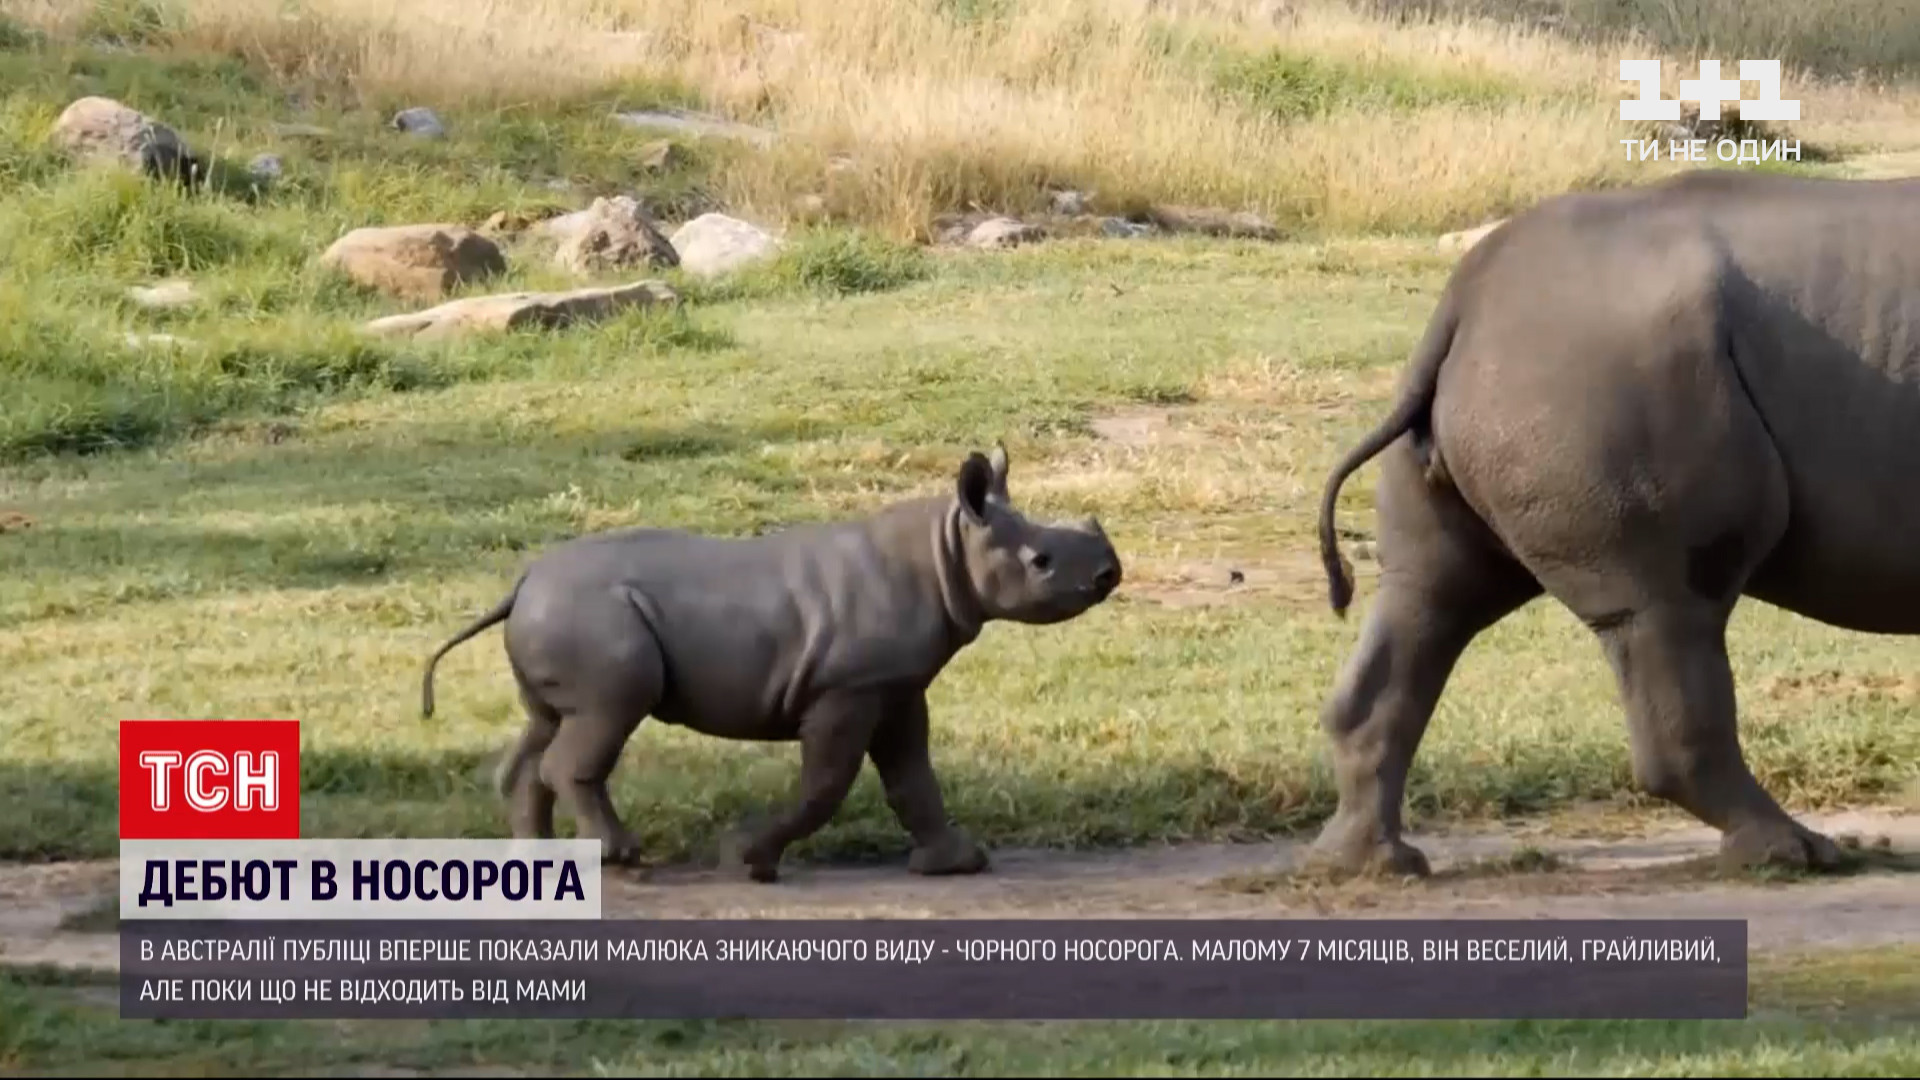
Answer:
[419, 444, 1123, 883]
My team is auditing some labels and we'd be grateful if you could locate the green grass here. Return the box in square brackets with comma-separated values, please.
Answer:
[5, 228, 1920, 863]
[2, 948, 1916, 1075]
[1, 19, 1916, 1078]
[0, 40, 1912, 864]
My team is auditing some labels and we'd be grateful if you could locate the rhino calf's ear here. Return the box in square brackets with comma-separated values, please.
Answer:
[957, 452, 994, 526]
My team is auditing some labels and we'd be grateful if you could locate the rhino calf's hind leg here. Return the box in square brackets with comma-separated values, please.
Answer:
[724, 690, 881, 883]
[526, 629, 666, 868]
[1594, 602, 1844, 873]
[868, 691, 988, 876]
[499, 678, 560, 840]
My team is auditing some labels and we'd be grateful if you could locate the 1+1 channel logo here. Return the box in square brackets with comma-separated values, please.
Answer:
[1617, 59, 1802, 165]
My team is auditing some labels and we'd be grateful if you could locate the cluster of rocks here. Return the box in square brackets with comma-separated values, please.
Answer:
[50, 94, 792, 343]
[55, 91, 1293, 346]
[314, 201, 783, 340]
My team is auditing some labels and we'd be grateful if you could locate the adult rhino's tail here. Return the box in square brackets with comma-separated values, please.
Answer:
[1317, 287, 1462, 618]
[420, 575, 524, 717]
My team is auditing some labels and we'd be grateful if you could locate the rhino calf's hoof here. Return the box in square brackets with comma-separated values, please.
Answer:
[1718, 821, 1846, 875]
[908, 832, 990, 876]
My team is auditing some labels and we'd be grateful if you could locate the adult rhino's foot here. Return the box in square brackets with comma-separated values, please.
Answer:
[718, 829, 781, 884]
[1718, 818, 1846, 874]
[599, 832, 644, 868]
[908, 830, 989, 876]
[1302, 815, 1431, 880]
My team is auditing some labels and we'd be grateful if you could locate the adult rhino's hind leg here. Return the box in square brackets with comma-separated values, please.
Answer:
[1305, 436, 1542, 879]
[1594, 601, 1844, 873]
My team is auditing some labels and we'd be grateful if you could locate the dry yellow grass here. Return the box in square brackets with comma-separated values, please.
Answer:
[5, 0, 1919, 235]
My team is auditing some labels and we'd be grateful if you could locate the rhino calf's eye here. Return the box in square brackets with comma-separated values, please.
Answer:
[1031, 552, 1052, 571]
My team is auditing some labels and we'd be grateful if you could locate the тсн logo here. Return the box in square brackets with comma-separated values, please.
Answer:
[119, 720, 301, 840]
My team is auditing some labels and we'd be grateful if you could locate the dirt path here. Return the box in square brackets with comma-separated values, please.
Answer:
[1, 809, 1914, 975]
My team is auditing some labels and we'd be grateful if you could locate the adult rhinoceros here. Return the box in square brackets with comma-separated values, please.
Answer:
[1312, 167, 1915, 878]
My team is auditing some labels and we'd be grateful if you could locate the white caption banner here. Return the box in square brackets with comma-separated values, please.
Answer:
[120, 838, 603, 921]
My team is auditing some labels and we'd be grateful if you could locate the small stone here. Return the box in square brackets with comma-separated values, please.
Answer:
[319, 223, 506, 301]
[247, 153, 283, 183]
[790, 193, 828, 222]
[127, 279, 196, 309]
[612, 107, 774, 147]
[390, 107, 445, 138]
[639, 140, 683, 172]
[360, 280, 680, 342]
[967, 216, 1045, 249]
[1101, 217, 1153, 239]
[668, 213, 781, 278]
[49, 95, 198, 183]
[1145, 204, 1281, 241]
[551, 195, 679, 275]
[1438, 219, 1506, 254]
[1049, 189, 1091, 216]
[1227, 568, 1246, 586]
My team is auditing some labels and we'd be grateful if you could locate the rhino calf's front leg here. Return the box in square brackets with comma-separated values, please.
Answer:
[724, 691, 880, 883]
[869, 692, 987, 876]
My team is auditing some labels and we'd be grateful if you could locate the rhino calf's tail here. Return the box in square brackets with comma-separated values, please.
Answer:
[420, 577, 523, 717]
[1317, 290, 1461, 618]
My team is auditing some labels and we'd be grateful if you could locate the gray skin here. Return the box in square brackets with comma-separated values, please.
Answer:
[420, 445, 1122, 882]
[1312, 167, 1920, 880]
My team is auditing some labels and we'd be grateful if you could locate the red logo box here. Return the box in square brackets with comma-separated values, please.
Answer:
[119, 720, 301, 840]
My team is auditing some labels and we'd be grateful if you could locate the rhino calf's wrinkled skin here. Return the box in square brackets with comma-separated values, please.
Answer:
[421, 445, 1122, 882]
[1312, 169, 1920, 881]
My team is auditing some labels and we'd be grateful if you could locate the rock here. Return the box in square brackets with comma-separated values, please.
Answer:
[123, 332, 187, 349]
[49, 96, 197, 183]
[552, 195, 679, 275]
[1101, 217, 1154, 239]
[247, 153, 283, 184]
[639, 140, 683, 172]
[127, 279, 196, 309]
[319, 223, 506, 301]
[1438, 218, 1506, 254]
[612, 107, 774, 148]
[1144, 204, 1281, 241]
[967, 216, 1045, 249]
[390, 107, 445, 138]
[668, 213, 781, 278]
[360, 280, 679, 342]
[1049, 189, 1092, 216]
